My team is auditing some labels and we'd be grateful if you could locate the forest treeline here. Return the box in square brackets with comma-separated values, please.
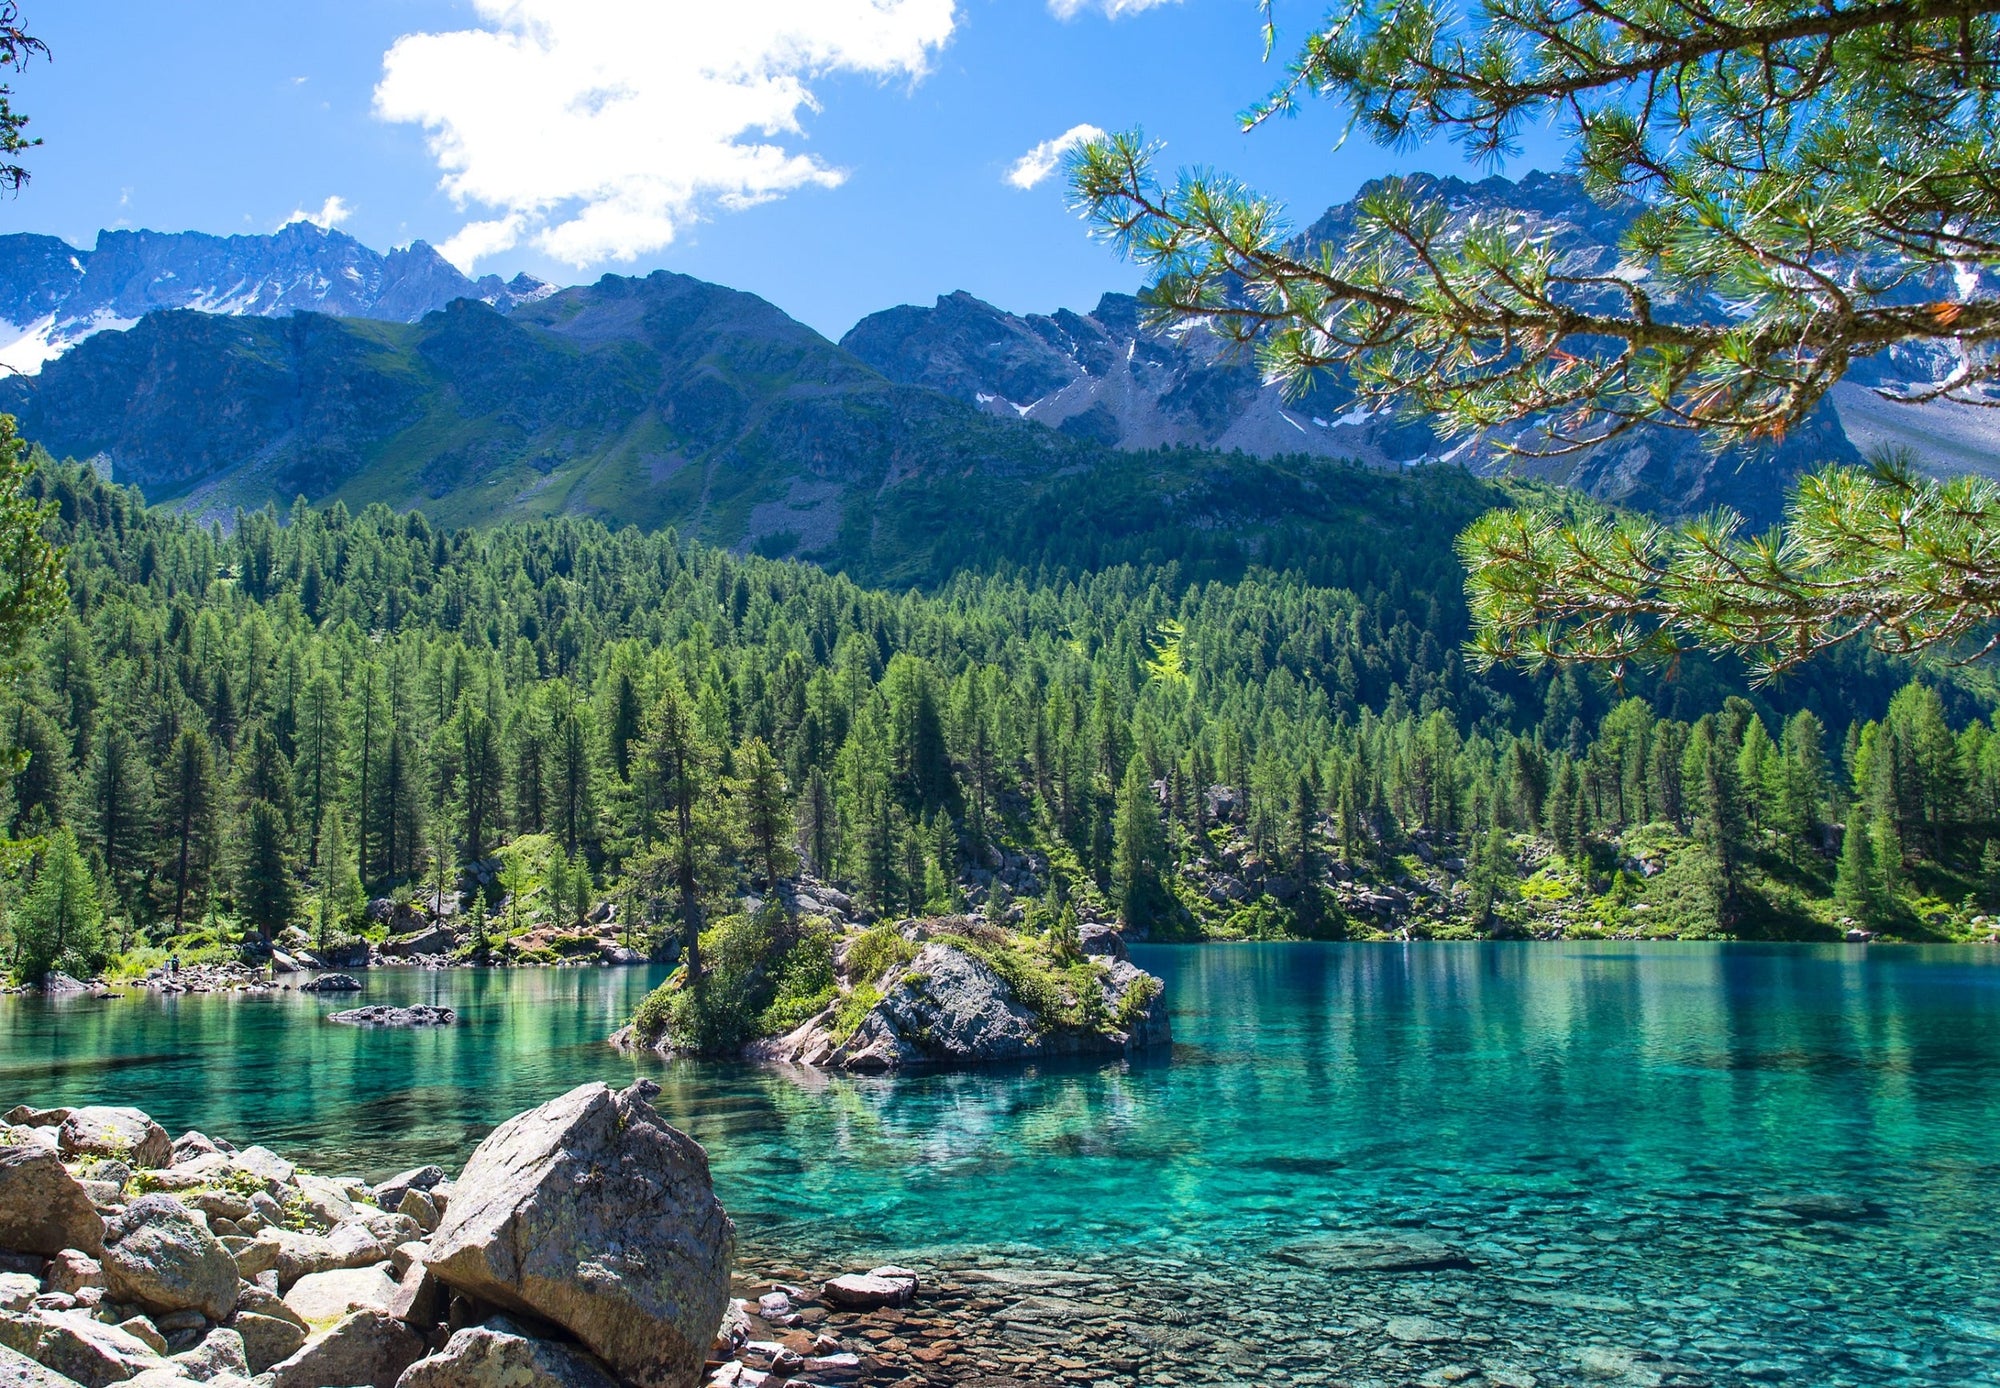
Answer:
[4, 459, 1997, 980]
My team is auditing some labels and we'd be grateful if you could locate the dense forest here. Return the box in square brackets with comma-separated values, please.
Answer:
[4, 453, 1998, 985]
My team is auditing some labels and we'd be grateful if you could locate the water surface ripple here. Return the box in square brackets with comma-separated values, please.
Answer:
[2, 942, 1995, 1386]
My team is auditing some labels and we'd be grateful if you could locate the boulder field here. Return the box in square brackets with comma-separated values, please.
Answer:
[0, 1086, 743, 1388]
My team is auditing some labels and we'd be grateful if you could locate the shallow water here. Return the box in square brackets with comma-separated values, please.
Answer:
[3, 943, 1997, 1385]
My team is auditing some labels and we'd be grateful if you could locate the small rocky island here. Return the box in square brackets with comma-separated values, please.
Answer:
[610, 915, 1169, 1070]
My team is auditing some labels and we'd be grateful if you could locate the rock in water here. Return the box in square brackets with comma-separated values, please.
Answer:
[326, 1006, 456, 1027]
[58, 1108, 173, 1169]
[425, 1081, 734, 1388]
[300, 973, 363, 993]
[396, 1319, 620, 1388]
[100, 1195, 240, 1321]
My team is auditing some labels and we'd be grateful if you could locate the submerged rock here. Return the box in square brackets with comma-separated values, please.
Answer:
[425, 1080, 733, 1388]
[326, 1005, 456, 1027]
[1270, 1233, 1475, 1274]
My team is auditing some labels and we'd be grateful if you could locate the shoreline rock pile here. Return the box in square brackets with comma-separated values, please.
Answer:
[0, 1083, 736, 1388]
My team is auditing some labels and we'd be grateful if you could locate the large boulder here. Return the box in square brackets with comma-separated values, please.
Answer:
[299, 974, 362, 994]
[284, 1267, 399, 1328]
[0, 1133, 104, 1255]
[100, 1195, 240, 1321]
[395, 1319, 620, 1388]
[382, 926, 455, 959]
[57, 1109, 172, 1169]
[425, 1081, 733, 1388]
[261, 1310, 422, 1388]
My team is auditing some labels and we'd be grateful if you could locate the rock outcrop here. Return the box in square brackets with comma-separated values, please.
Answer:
[100, 1196, 239, 1321]
[425, 1080, 734, 1388]
[735, 920, 1170, 1072]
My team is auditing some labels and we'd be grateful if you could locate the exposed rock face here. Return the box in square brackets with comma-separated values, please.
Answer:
[747, 928, 1171, 1072]
[99, 1195, 240, 1321]
[0, 224, 551, 375]
[327, 1006, 456, 1027]
[396, 1319, 620, 1388]
[300, 973, 363, 993]
[0, 1134, 104, 1256]
[58, 1109, 172, 1169]
[382, 926, 456, 959]
[425, 1081, 734, 1388]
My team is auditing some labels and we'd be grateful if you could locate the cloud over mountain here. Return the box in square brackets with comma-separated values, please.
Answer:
[375, 0, 959, 271]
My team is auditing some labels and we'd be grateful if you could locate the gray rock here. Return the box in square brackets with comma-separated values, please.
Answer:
[394, 1320, 620, 1388]
[425, 1081, 733, 1388]
[0, 1279, 34, 1314]
[168, 1134, 219, 1167]
[116, 1318, 168, 1353]
[298, 974, 362, 994]
[0, 1133, 105, 1255]
[43, 1253, 102, 1297]
[820, 1269, 915, 1310]
[261, 1310, 422, 1388]
[265, 1223, 392, 1288]
[228, 1313, 305, 1375]
[13, 1309, 169, 1386]
[395, 1190, 438, 1235]
[1077, 923, 1129, 960]
[0, 1111, 67, 1131]
[228, 1148, 294, 1188]
[369, 1168, 444, 1214]
[57, 1110, 171, 1170]
[170, 1326, 248, 1382]
[283, 1267, 399, 1327]
[100, 1195, 239, 1321]
[327, 1006, 455, 1028]
[382, 926, 456, 959]
[0, 1339, 89, 1386]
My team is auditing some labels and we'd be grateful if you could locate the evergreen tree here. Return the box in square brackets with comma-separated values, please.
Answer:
[1113, 754, 1168, 933]
[84, 721, 153, 920]
[16, 828, 103, 982]
[735, 738, 792, 891]
[234, 800, 296, 942]
[158, 727, 218, 926]
[1835, 820, 1880, 926]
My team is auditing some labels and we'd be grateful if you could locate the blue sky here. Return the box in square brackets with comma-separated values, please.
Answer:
[11, 1, 1565, 339]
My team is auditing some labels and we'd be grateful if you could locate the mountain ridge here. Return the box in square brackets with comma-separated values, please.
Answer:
[0, 221, 553, 372]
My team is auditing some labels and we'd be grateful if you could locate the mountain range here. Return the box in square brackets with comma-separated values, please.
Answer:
[0, 221, 552, 373]
[0, 174, 1986, 581]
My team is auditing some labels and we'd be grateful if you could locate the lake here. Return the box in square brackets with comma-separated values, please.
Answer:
[2, 943, 1996, 1386]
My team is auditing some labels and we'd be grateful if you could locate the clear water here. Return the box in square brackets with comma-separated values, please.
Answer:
[2, 944, 1996, 1386]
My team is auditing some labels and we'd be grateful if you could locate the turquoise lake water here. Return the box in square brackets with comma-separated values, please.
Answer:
[1, 943, 1996, 1385]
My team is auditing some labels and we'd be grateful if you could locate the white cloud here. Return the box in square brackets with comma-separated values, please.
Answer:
[283, 195, 353, 230]
[1048, 0, 1179, 18]
[1006, 124, 1104, 190]
[375, 0, 958, 271]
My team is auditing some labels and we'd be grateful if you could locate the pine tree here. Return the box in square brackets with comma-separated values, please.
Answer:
[235, 801, 296, 942]
[84, 720, 153, 921]
[16, 828, 104, 982]
[158, 727, 218, 926]
[1834, 819, 1879, 925]
[637, 685, 721, 985]
[734, 737, 792, 890]
[1113, 754, 1168, 934]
